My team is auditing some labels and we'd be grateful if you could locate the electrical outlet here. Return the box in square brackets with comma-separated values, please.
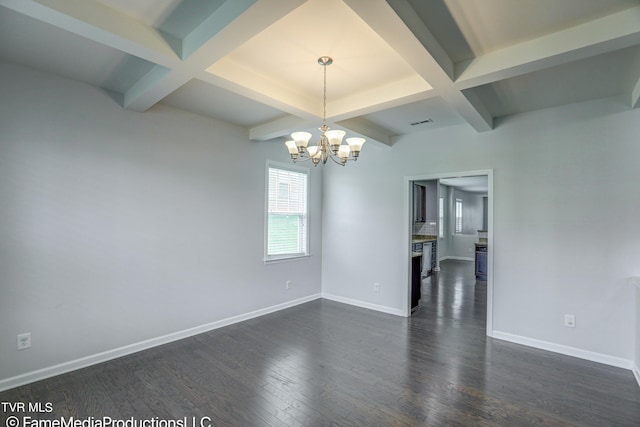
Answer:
[564, 314, 576, 328]
[17, 332, 31, 350]
[373, 282, 380, 293]
[285, 280, 292, 290]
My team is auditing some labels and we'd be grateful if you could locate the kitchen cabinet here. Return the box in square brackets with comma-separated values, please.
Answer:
[413, 184, 426, 222]
[475, 243, 487, 281]
[411, 255, 422, 313]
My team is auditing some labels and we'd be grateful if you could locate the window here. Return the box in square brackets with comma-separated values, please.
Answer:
[455, 199, 463, 233]
[265, 163, 309, 261]
[439, 197, 444, 238]
[455, 198, 463, 234]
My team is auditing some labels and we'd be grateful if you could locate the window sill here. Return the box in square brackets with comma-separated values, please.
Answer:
[264, 254, 311, 265]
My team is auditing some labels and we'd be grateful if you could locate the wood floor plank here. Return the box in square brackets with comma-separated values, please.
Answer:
[1, 260, 639, 425]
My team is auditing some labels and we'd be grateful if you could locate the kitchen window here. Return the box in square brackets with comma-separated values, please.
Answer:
[455, 198, 463, 234]
[265, 162, 309, 261]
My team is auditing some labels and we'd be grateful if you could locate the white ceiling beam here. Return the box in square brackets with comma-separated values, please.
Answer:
[456, 6, 640, 90]
[450, 90, 493, 134]
[249, 115, 314, 142]
[248, 110, 397, 146]
[200, 63, 317, 118]
[0, 0, 179, 67]
[384, 0, 454, 80]
[335, 117, 394, 147]
[1, 0, 308, 113]
[328, 75, 434, 121]
[343, 0, 493, 132]
[123, 66, 185, 111]
[122, 0, 306, 113]
[632, 80, 640, 109]
[181, 0, 257, 60]
[631, 70, 640, 108]
[197, 71, 318, 122]
[343, 0, 453, 88]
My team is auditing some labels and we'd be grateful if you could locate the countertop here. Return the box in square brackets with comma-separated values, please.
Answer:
[412, 236, 437, 257]
[412, 235, 437, 243]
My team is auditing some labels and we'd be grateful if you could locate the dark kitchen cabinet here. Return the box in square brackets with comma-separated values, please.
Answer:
[475, 243, 487, 281]
[413, 184, 426, 222]
[411, 255, 422, 313]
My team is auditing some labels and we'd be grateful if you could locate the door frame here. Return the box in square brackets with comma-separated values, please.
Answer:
[403, 169, 494, 337]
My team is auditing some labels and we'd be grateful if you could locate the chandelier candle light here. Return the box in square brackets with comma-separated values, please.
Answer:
[285, 56, 365, 166]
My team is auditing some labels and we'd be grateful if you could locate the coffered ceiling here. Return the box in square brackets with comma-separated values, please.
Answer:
[1, 0, 639, 146]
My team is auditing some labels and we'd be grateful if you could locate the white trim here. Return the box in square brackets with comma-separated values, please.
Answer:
[632, 277, 640, 387]
[403, 169, 494, 335]
[492, 330, 633, 370]
[440, 256, 474, 262]
[263, 254, 310, 264]
[322, 293, 407, 317]
[0, 294, 321, 392]
[264, 160, 311, 262]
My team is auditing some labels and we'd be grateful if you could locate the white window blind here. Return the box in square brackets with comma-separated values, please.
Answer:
[455, 198, 463, 234]
[266, 164, 309, 260]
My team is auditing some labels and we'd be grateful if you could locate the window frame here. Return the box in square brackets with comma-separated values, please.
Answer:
[264, 161, 310, 263]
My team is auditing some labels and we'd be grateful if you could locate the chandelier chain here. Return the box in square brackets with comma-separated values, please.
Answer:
[322, 62, 327, 127]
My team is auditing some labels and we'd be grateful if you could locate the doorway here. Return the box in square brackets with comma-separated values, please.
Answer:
[405, 170, 494, 337]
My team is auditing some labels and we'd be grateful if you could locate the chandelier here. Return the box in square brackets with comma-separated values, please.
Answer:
[285, 56, 365, 166]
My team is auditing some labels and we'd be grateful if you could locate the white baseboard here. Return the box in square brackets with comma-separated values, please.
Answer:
[440, 256, 474, 262]
[0, 294, 321, 392]
[492, 330, 633, 370]
[322, 293, 407, 317]
[633, 362, 640, 388]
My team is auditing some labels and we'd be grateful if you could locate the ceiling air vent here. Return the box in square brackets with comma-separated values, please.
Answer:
[409, 118, 433, 126]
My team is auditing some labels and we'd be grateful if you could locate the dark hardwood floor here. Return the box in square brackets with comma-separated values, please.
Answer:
[2, 260, 639, 426]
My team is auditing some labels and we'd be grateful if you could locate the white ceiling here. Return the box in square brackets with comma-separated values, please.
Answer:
[1, 0, 639, 147]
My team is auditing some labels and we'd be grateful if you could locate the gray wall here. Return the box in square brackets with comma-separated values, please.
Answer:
[0, 63, 323, 383]
[322, 95, 640, 364]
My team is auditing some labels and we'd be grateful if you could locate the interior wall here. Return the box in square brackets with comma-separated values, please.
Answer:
[0, 63, 323, 383]
[322, 95, 640, 363]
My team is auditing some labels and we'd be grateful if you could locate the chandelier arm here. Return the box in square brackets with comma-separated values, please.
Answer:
[326, 150, 347, 166]
[290, 151, 317, 164]
[293, 155, 314, 163]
